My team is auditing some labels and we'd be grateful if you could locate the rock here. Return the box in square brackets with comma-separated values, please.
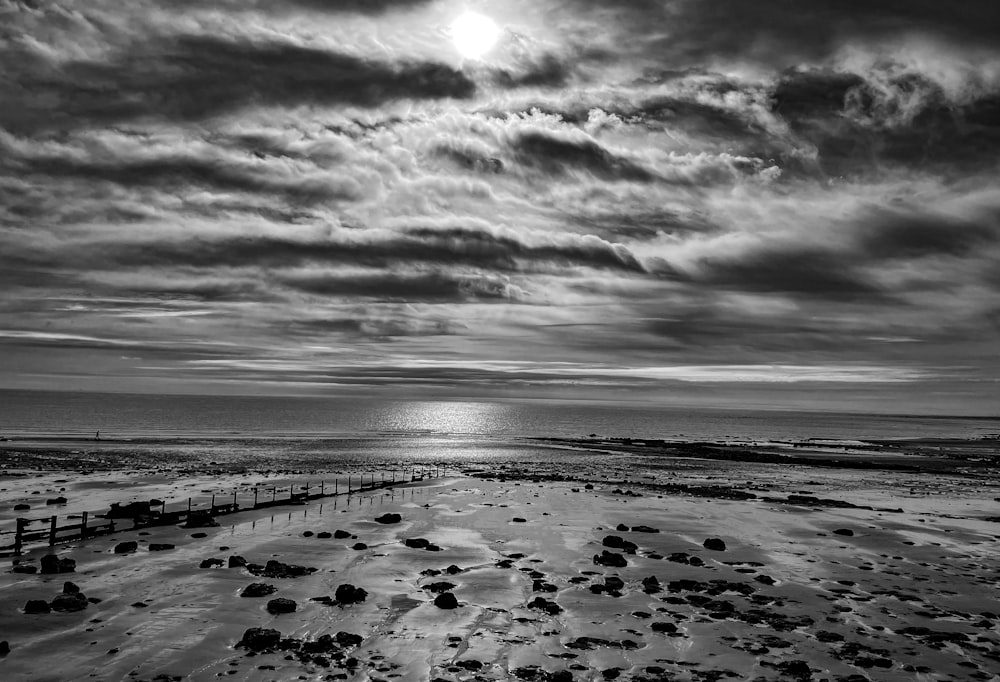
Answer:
[228, 555, 247, 568]
[39, 554, 75, 574]
[404, 538, 430, 549]
[335, 584, 368, 605]
[24, 599, 51, 614]
[374, 513, 401, 524]
[423, 581, 456, 594]
[316, 531, 332, 539]
[302, 531, 314, 537]
[199, 558, 224, 569]
[651, 622, 677, 634]
[593, 551, 628, 568]
[334, 529, 351, 539]
[131, 601, 148, 608]
[51, 593, 88, 612]
[63, 581, 81, 594]
[183, 511, 219, 528]
[632, 525, 660, 533]
[248, 560, 316, 579]
[512, 517, 527, 523]
[236, 627, 282, 652]
[114, 541, 138, 554]
[833, 528, 854, 537]
[584, 484, 594, 490]
[527, 597, 562, 615]
[266, 598, 297, 615]
[107, 501, 152, 518]
[615, 523, 629, 532]
[602, 536, 638, 554]
[46, 497, 68, 505]
[190, 532, 208, 538]
[149, 498, 163, 507]
[351, 542, 368, 550]
[445, 564, 462, 575]
[776, 660, 812, 679]
[149, 543, 175, 551]
[755, 574, 776, 586]
[12, 564, 37, 574]
[642, 576, 661, 594]
[434, 593, 459, 609]
[13, 503, 29, 511]
[241, 583, 278, 598]
[0, 641, 8, 656]
[703, 538, 727, 551]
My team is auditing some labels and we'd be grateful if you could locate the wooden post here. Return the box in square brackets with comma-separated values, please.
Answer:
[233, 490, 237, 510]
[14, 518, 25, 555]
[305, 482, 310, 500]
[81, 511, 88, 539]
[381, 471, 385, 485]
[211, 494, 216, 512]
[348, 476, 351, 494]
[187, 498, 192, 514]
[49, 515, 57, 545]
[161, 499, 167, 515]
[335, 478, 338, 494]
[254, 487, 259, 508]
[272, 487, 276, 503]
[320, 481, 325, 496]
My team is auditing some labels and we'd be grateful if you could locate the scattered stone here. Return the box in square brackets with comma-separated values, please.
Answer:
[833, 529, 855, 537]
[631, 525, 660, 533]
[352, 542, 368, 550]
[51, 593, 88, 612]
[241, 583, 278, 598]
[266, 598, 297, 615]
[13, 503, 29, 511]
[528, 597, 562, 615]
[39, 554, 75, 574]
[755, 574, 776, 586]
[374, 513, 401, 524]
[334, 584, 368, 605]
[236, 627, 282, 652]
[616, 523, 630, 532]
[703, 538, 727, 551]
[642, 576, 661, 594]
[63, 581, 80, 594]
[200, 558, 224, 569]
[24, 600, 51, 614]
[513, 517, 527, 523]
[316, 531, 332, 539]
[334, 530, 351, 539]
[247, 560, 317, 579]
[131, 601, 148, 608]
[434, 593, 459, 609]
[593, 551, 628, 568]
[404, 538, 430, 549]
[423, 582, 456, 594]
[651, 622, 678, 634]
[12, 564, 37, 574]
[46, 497, 68, 505]
[228, 555, 247, 568]
[114, 541, 138, 554]
[602, 536, 638, 554]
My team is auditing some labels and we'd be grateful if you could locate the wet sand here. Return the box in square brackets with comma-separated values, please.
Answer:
[1, 438, 999, 682]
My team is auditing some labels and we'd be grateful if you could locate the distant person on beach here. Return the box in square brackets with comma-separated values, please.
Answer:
[95, 431, 100, 441]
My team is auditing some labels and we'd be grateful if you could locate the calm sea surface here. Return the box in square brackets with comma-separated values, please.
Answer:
[0, 389, 997, 443]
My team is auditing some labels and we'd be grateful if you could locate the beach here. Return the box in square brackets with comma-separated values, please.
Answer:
[1, 436, 998, 682]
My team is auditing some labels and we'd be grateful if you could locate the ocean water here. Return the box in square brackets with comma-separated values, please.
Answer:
[0, 389, 997, 443]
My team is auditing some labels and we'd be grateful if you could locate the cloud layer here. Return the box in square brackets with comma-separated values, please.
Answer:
[1, 0, 998, 412]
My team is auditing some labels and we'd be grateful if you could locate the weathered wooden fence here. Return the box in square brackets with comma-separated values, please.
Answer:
[2, 465, 450, 555]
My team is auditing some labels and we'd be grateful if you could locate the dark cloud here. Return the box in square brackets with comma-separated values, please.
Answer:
[856, 209, 1000, 260]
[512, 130, 656, 182]
[0, 34, 475, 133]
[278, 270, 522, 302]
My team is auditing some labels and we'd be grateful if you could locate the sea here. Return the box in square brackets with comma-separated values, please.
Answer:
[1, 389, 997, 443]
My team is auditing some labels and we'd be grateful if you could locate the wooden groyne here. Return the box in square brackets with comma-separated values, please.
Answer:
[2, 466, 449, 556]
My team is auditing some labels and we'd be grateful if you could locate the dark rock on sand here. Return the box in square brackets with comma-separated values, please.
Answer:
[334, 529, 351, 539]
[374, 513, 401, 524]
[602, 536, 638, 554]
[533, 580, 558, 593]
[335, 584, 368, 605]
[107, 501, 152, 518]
[616, 523, 630, 531]
[0, 641, 8, 656]
[12, 564, 37, 574]
[149, 543, 175, 551]
[302, 531, 314, 537]
[833, 528, 855, 537]
[631, 525, 660, 533]
[352, 542, 368, 550]
[190, 532, 208, 538]
[266, 598, 297, 614]
[703, 538, 727, 551]
[131, 601, 148, 608]
[40, 554, 75, 574]
[236, 627, 282, 652]
[445, 564, 462, 575]
[13, 503, 29, 511]
[755, 574, 776, 585]
[423, 582, 456, 594]
[241, 583, 278, 598]
[114, 541, 138, 554]
[642, 576, 661, 594]
[528, 597, 562, 615]
[183, 511, 220, 528]
[434, 593, 460, 609]
[51, 593, 88, 612]
[405, 538, 430, 549]
[316, 531, 332, 539]
[228, 555, 247, 568]
[651, 621, 678, 634]
[512, 517, 527, 523]
[46, 497, 68, 505]
[593, 551, 628, 568]
[24, 599, 51, 614]
[248, 560, 316, 579]
[199, 558, 224, 569]
[63, 581, 80, 594]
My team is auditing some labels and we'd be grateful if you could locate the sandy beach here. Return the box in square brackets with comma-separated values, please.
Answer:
[1, 437, 998, 682]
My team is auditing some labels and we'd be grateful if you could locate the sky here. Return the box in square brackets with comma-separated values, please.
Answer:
[1, 0, 999, 414]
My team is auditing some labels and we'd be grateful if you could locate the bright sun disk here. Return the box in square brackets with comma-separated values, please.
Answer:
[451, 11, 500, 60]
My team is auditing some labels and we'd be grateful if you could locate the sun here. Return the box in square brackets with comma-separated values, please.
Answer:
[450, 11, 501, 60]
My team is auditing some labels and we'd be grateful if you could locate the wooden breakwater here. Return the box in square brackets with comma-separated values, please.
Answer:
[2, 465, 449, 556]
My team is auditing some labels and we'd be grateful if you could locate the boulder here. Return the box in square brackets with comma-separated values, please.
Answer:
[527, 597, 562, 615]
[316, 532, 332, 539]
[593, 551, 628, 568]
[434, 593, 459, 609]
[114, 541, 138, 554]
[266, 598, 297, 615]
[352, 543, 368, 550]
[63, 581, 81, 594]
[602, 536, 638, 554]
[149, 543, 175, 551]
[642, 576, 661, 594]
[335, 584, 368, 605]
[228, 555, 247, 568]
[651, 622, 678, 634]
[423, 581, 456, 594]
[302, 531, 314, 537]
[404, 538, 430, 549]
[512, 517, 527, 523]
[632, 525, 660, 533]
[12, 564, 37, 574]
[107, 501, 152, 518]
[333, 529, 351, 539]
[241, 583, 278, 598]
[236, 627, 282, 652]
[703, 538, 727, 551]
[445, 564, 463, 575]
[183, 511, 219, 528]
[833, 528, 854, 537]
[615, 524, 630, 532]
[13, 503, 29, 511]
[39, 554, 75, 574]
[0, 641, 8, 657]
[50, 593, 88, 612]
[374, 513, 401, 524]
[46, 497, 68, 505]
[24, 600, 51, 614]
[248, 560, 316, 579]
[199, 558, 224, 569]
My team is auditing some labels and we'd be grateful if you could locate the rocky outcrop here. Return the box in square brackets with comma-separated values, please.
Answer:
[266, 598, 297, 614]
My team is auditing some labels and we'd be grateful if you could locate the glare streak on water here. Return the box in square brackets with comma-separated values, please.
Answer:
[0, 389, 997, 443]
